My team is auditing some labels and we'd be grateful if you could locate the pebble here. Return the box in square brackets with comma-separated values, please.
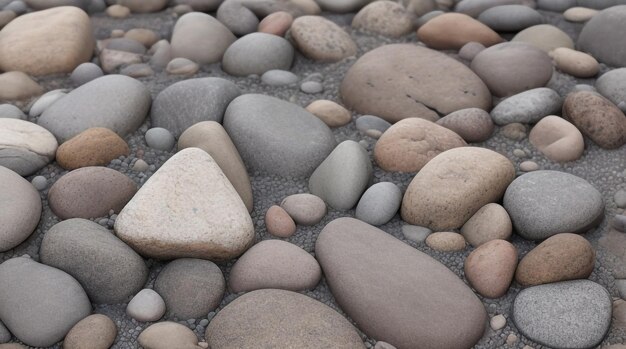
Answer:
[426, 232, 467, 252]
[478, 5, 543, 32]
[48, 167, 137, 220]
[342, 44, 491, 123]
[106, 4, 130, 17]
[215, 1, 259, 36]
[206, 289, 365, 348]
[316, 0, 369, 13]
[401, 224, 432, 243]
[102, 37, 146, 55]
[63, 314, 117, 349]
[261, 69, 299, 86]
[265, 205, 296, 237]
[352, 1, 413, 37]
[280, 193, 327, 226]
[4, 1, 26, 15]
[165, 57, 198, 76]
[436, 107, 494, 142]
[316, 218, 486, 349]
[549, 47, 599, 78]
[0, 166, 41, 252]
[56, 127, 130, 170]
[290, 15, 357, 62]
[120, 63, 154, 78]
[465, 239, 517, 298]
[529, 115, 584, 162]
[0, 321, 9, 343]
[504, 170, 604, 240]
[513, 280, 611, 349]
[512, 24, 574, 52]
[490, 315, 506, 331]
[415, 10, 444, 27]
[145, 127, 175, 151]
[124, 28, 159, 48]
[115, 148, 254, 260]
[0, 104, 25, 119]
[28, 90, 66, 117]
[374, 118, 466, 172]
[305, 100, 351, 127]
[537, 0, 575, 11]
[138, 322, 201, 349]
[229, 240, 322, 292]
[258, 11, 293, 36]
[149, 40, 172, 70]
[355, 182, 402, 226]
[461, 203, 512, 247]
[491, 87, 562, 125]
[455, 0, 535, 17]
[471, 42, 553, 97]
[615, 189, 626, 208]
[0, 118, 58, 176]
[0, 10, 15, 29]
[596, 68, 626, 112]
[31, 175, 47, 191]
[355, 114, 391, 134]
[155, 258, 225, 319]
[132, 159, 148, 172]
[417, 13, 503, 50]
[126, 289, 166, 322]
[519, 160, 539, 172]
[458, 41, 486, 60]
[222, 33, 294, 77]
[564, 6, 598, 22]
[171, 12, 236, 65]
[99, 48, 142, 73]
[402, 147, 515, 230]
[578, 5, 626, 67]
[70, 62, 103, 86]
[0, 7, 94, 75]
[300, 80, 324, 94]
[0, 71, 43, 101]
[117, 0, 168, 12]
[501, 123, 527, 140]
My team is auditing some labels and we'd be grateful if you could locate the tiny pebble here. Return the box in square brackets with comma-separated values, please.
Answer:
[300, 81, 323, 94]
[519, 161, 539, 172]
[132, 159, 149, 172]
[31, 176, 47, 191]
[490, 314, 506, 330]
[145, 128, 175, 151]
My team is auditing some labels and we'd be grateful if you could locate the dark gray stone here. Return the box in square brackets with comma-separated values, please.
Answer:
[613, 214, 626, 232]
[513, 280, 612, 349]
[503, 170, 604, 240]
[223, 94, 336, 178]
[490, 88, 562, 125]
[578, 6, 626, 68]
[478, 5, 543, 32]
[222, 33, 294, 77]
[150, 77, 240, 138]
[355, 182, 402, 225]
[40, 218, 148, 304]
[216, 0, 258, 36]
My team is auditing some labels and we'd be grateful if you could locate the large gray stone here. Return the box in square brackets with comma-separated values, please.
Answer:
[0, 118, 58, 176]
[596, 68, 626, 110]
[578, 5, 626, 67]
[222, 33, 294, 77]
[0, 257, 91, 347]
[490, 88, 562, 125]
[503, 170, 604, 240]
[309, 141, 372, 211]
[0, 166, 41, 252]
[150, 77, 241, 138]
[40, 218, 148, 304]
[355, 182, 402, 226]
[316, 218, 487, 349]
[38, 75, 151, 142]
[513, 280, 612, 348]
[206, 289, 365, 348]
[223, 94, 336, 178]
[478, 5, 543, 32]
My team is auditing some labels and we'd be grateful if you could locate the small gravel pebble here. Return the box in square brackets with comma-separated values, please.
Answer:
[300, 81, 324, 94]
[520, 161, 539, 172]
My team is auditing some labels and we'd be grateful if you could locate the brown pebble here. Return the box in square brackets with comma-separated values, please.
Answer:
[56, 127, 130, 170]
[265, 205, 296, 238]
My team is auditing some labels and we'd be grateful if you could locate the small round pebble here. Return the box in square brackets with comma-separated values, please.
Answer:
[132, 159, 149, 172]
[425, 232, 466, 252]
[127, 288, 166, 322]
[31, 176, 47, 191]
[280, 193, 327, 226]
[261, 70, 298, 86]
[401, 224, 432, 243]
[490, 315, 506, 330]
[356, 115, 391, 134]
[305, 100, 351, 127]
[613, 214, 626, 233]
[355, 182, 402, 226]
[458, 41, 485, 61]
[615, 189, 626, 208]
[501, 123, 527, 140]
[300, 81, 323, 94]
[520, 161, 539, 172]
[70, 63, 103, 86]
[63, 314, 117, 349]
[166, 57, 199, 76]
[145, 127, 175, 151]
[265, 205, 296, 238]
[107, 4, 130, 18]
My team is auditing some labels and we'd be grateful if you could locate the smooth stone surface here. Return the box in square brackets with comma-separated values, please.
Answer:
[126, 289, 166, 322]
[565, 7, 598, 21]
[455, 0, 536, 17]
[265, 205, 296, 237]
[40, 218, 147, 304]
[0, 166, 41, 252]
[56, 127, 129, 170]
[578, 5, 626, 68]
[154, 258, 225, 319]
[290, 15, 357, 62]
[115, 148, 254, 260]
[461, 203, 512, 247]
[258, 11, 293, 36]
[28, 90, 66, 117]
[491, 87, 562, 125]
[48, 166, 137, 220]
[596, 68, 626, 108]
[0, 7, 94, 75]
[425, 232, 466, 252]
[165, 58, 198, 76]
[563, 91, 626, 149]
[280, 193, 327, 226]
[478, 5, 543, 32]
[63, 314, 117, 349]
[537, 0, 575, 11]
[178, 121, 253, 212]
[513, 280, 611, 349]
[0, 71, 43, 101]
[38, 75, 150, 142]
[171, 12, 236, 65]
[458, 41, 486, 60]
[261, 69, 298, 86]
[402, 147, 515, 230]
[224, 94, 336, 178]
[215, 1, 258, 36]
[145, 127, 175, 151]
[436, 108, 494, 142]
[316, 218, 487, 349]
[117, 0, 167, 12]
[222, 33, 294, 77]
[512, 24, 574, 52]
[417, 13, 503, 50]
[550, 47, 599, 78]
[0, 321, 9, 343]
[352, 1, 413, 37]
[374, 118, 466, 173]
[139, 322, 202, 349]
[355, 182, 402, 226]
[515, 233, 595, 286]
[229, 240, 321, 292]
[124, 28, 159, 47]
[151, 77, 240, 138]
[356, 114, 391, 134]
[0, 118, 57, 176]
[309, 141, 372, 211]
[0, 104, 25, 119]
[402, 224, 432, 242]
[529, 115, 584, 162]
[503, 170, 604, 240]
[465, 239, 517, 298]
[519, 160, 539, 172]
[0, 257, 91, 347]
[316, 0, 371, 13]
[472, 42, 553, 97]
[306, 100, 352, 127]
[206, 289, 365, 349]
[300, 80, 323, 94]
[341, 44, 491, 123]
[70, 62, 103, 86]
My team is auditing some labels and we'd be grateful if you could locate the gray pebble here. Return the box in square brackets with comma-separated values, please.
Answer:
[401, 225, 432, 243]
[616, 279, 626, 299]
[0, 320, 10, 343]
[132, 159, 149, 172]
[0, 103, 26, 119]
[355, 182, 402, 226]
[613, 214, 626, 233]
[70, 62, 104, 86]
[31, 175, 47, 191]
[615, 189, 626, 208]
[491, 88, 562, 125]
[478, 5, 544, 32]
[222, 32, 294, 77]
[356, 115, 391, 134]
[300, 81, 324, 94]
[261, 70, 299, 86]
[458, 42, 486, 61]
[4, 0, 26, 15]
[29, 90, 66, 118]
[145, 127, 175, 151]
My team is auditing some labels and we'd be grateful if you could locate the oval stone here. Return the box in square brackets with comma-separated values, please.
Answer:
[0, 118, 57, 176]
[436, 108, 494, 143]
[465, 239, 517, 298]
[352, 1, 413, 37]
[550, 47, 599, 78]
[280, 193, 327, 226]
[222, 33, 294, 77]
[461, 203, 512, 247]
[290, 16, 357, 62]
[139, 322, 201, 349]
[578, 5, 626, 67]
[512, 24, 574, 52]
[316, 218, 487, 349]
[56, 127, 130, 170]
[0, 166, 41, 252]
[63, 314, 116, 349]
[478, 5, 544, 32]
[596, 68, 626, 108]
[341, 44, 491, 123]
[355, 182, 403, 226]
[490, 87, 562, 125]
[171, 12, 236, 65]
[529, 115, 584, 162]
[417, 13, 503, 50]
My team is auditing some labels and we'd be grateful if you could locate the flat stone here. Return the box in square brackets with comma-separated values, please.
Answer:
[0, 257, 91, 347]
[119, 64, 154, 80]
[355, 182, 402, 226]
[115, 148, 254, 260]
[0, 166, 41, 252]
[0, 71, 43, 101]
[229, 240, 321, 292]
[402, 147, 515, 230]
[578, 5, 626, 67]
[565, 7, 598, 21]
[478, 5, 543, 32]
[265, 205, 296, 237]
[425, 232, 467, 252]
[261, 69, 298, 86]
[165, 58, 198, 76]
[290, 16, 357, 62]
[436, 108, 494, 142]
[280, 193, 327, 226]
[461, 203, 512, 247]
[305, 100, 352, 128]
[309, 140, 372, 211]
[513, 280, 611, 349]
[491, 87, 562, 125]
[223, 94, 336, 178]
[126, 289, 166, 322]
[512, 24, 574, 52]
[417, 13, 503, 50]
[139, 322, 202, 349]
[352, 1, 413, 37]
[0, 118, 57, 176]
[529, 115, 584, 162]
[63, 314, 117, 349]
[48, 166, 137, 220]
[316, 218, 487, 349]
[117, 0, 168, 12]
[222, 33, 294, 77]
[56, 127, 129, 170]
[171, 12, 236, 65]
[206, 289, 365, 348]
[341, 44, 491, 123]
[503, 170, 604, 240]
[455, 0, 536, 17]
[465, 239, 517, 298]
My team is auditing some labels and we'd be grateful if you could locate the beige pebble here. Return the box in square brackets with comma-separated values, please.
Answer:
[563, 7, 598, 22]
[258, 11, 293, 37]
[166, 57, 199, 76]
[519, 161, 539, 172]
[265, 205, 296, 238]
[125, 28, 160, 48]
[305, 100, 351, 127]
[365, 129, 383, 139]
[107, 4, 131, 18]
[490, 314, 506, 331]
[461, 203, 512, 247]
[550, 47, 599, 78]
[352, 1, 414, 38]
[464, 239, 517, 298]
[501, 123, 527, 140]
[173, 4, 193, 15]
[110, 29, 125, 38]
[425, 232, 466, 252]
[0, 71, 43, 101]
[529, 115, 584, 162]
[0, 10, 16, 29]
[506, 333, 518, 346]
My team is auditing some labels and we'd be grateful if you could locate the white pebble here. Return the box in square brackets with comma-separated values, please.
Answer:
[490, 314, 506, 330]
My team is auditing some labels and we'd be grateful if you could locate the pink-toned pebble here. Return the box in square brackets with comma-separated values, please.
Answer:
[265, 205, 296, 238]
[258, 11, 294, 37]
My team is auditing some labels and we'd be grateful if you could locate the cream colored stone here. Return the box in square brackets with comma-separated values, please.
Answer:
[305, 100, 351, 127]
[352, 1, 413, 38]
[461, 203, 512, 247]
[564, 7, 598, 22]
[465, 239, 517, 298]
[0, 71, 43, 101]
[291, 16, 357, 62]
[425, 232, 466, 252]
[550, 47, 599, 78]
[529, 115, 584, 162]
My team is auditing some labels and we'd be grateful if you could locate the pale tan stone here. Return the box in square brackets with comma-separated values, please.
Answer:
[305, 100, 351, 127]
[425, 232, 466, 252]
[417, 13, 503, 50]
[550, 47, 599, 78]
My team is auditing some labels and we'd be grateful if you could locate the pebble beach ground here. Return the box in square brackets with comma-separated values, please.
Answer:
[0, 0, 626, 349]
